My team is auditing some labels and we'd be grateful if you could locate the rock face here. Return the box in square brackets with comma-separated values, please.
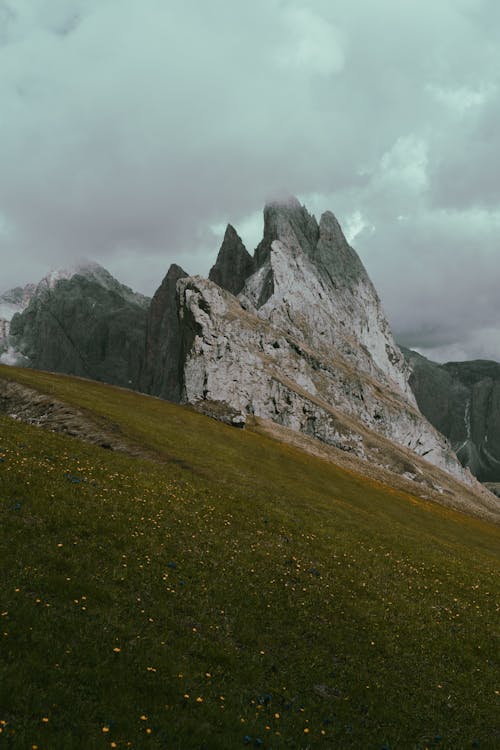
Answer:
[139, 263, 188, 401]
[173, 197, 473, 486]
[403, 347, 500, 481]
[7, 262, 149, 389]
[0, 283, 37, 362]
[209, 224, 255, 296]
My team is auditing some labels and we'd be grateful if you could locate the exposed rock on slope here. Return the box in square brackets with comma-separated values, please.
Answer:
[174, 197, 474, 488]
[403, 347, 500, 481]
[0, 377, 152, 459]
[139, 263, 188, 401]
[7, 262, 149, 389]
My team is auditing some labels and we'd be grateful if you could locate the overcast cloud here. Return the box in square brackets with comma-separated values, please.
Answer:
[1, 0, 499, 362]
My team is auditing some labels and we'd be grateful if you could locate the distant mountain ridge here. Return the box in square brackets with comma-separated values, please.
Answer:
[402, 347, 500, 482]
[3, 261, 149, 388]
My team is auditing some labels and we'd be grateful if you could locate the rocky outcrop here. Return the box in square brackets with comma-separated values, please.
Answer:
[403, 347, 500, 481]
[209, 224, 254, 296]
[173, 198, 474, 487]
[139, 263, 188, 401]
[7, 262, 149, 389]
[177, 275, 471, 486]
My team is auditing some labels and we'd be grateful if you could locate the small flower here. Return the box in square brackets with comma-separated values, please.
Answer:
[102, 726, 110, 733]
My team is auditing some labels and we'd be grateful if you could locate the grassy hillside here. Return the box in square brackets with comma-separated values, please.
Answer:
[0, 366, 499, 749]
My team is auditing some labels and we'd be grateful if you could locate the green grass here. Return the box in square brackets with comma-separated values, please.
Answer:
[0, 365, 499, 749]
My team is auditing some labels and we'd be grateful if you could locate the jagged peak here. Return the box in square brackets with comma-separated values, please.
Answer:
[319, 209, 343, 234]
[222, 223, 240, 241]
[152, 263, 189, 301]
[209, 223, 254, 297]
[255, 195, 319, 269]
[263, 194, 303, 212]
[312, 209, 367, 287]
[165, 263, 189, 280]
[39, 259, 109, 289]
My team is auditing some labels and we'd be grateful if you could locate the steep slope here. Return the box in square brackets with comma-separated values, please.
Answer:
[0, 365, 499, 749]
[177, 197, 472, 487]
[403, 347, 500, 481]
[7, 261, 149, 388]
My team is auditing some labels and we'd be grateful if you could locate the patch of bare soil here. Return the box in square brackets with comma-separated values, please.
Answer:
[0, 379, 152, 460]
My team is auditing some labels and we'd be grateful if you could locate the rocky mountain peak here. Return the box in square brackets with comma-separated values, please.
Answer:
[310, 210, 368, 290]
[255, 196, 319, 269]
[37, 260, 149, 309]
[208, 224, 254, 296]
[3, 262, 150, 386]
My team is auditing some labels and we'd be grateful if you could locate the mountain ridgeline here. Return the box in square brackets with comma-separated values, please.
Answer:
[1, 198, 497, 494]
[2, 262, 149, 388]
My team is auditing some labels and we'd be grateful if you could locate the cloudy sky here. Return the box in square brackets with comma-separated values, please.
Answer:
[1, 0, 499, 362]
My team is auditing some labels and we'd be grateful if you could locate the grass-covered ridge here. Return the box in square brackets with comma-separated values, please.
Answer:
[0, 366, 499, 749]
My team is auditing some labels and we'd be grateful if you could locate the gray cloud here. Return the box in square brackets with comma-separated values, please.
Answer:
[1, 0, 499, 361]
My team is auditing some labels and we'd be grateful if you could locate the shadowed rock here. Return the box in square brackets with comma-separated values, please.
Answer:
[139, 263, 188, 401]
[209, 224, 255, 296]
[403, 348, 500, 481]
[8, 264, 149, 388]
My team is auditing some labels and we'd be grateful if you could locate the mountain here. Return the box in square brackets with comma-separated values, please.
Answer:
[1, 199, 487, 496]
[157, 197, 474, 488]
[6, 261, 150, 388]
[403, 347, 500, 482]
